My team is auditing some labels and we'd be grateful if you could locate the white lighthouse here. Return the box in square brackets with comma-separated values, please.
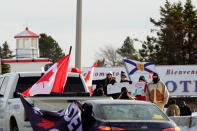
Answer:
[2, 27, 51, 72]
[14, 27, 40, 58]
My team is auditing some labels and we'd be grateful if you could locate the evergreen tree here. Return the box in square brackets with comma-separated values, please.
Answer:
[139, 0, 197, 65]
[139, 36, 160, 62]
[1, 41, 12, 58]
[0, 41, 12, 74]
[117, 36, 139, 60]
[1, 63, 10, 74]
[39, 33, 65, 63]
[182, 0, 197, 64]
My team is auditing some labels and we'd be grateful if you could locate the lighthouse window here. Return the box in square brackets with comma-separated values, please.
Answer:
[24, 38, 29, 48]
[32, 38, 37, 48]
[18, 39, 23, 48]
[16, 39, 19, 48]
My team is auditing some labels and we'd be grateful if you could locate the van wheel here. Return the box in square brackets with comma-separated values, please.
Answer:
[12, 126, 19, 131]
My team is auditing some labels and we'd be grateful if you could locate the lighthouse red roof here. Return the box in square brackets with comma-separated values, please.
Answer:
[14, 27, 39, 38]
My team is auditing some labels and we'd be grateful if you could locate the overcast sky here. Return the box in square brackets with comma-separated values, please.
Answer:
[1, 0, 197, 67]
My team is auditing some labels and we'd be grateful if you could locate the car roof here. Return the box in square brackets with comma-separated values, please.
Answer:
[1, 72, 81, 77]
[84, 99, 153, 105]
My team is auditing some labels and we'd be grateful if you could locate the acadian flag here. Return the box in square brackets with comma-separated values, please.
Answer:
[84, 62, 97, 95]
[22, 52, 71, 96]
[123, 59, 156, 80]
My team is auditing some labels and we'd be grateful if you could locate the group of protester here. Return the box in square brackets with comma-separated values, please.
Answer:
[92, 71, 192, 116]
[166, 99, 192, 116]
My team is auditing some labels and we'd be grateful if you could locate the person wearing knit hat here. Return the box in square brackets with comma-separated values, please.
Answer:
[120, 71, 132, 84]
[135, 75, 147, 101]
[146, 72, 169, 110]
[139, 75, 146, 82]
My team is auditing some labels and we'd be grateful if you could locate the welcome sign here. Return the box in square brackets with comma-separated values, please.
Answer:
[83, 65, 197, 97]
[157, 65, 197, 96]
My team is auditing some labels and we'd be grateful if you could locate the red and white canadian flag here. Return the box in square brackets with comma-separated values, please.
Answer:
[22, 53, 71, 96]
[84, 62, 97, 96]
[149, 72, 153, 79]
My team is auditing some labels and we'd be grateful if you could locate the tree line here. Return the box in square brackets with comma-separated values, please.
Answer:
[1, 0, 197, 72]
[96, 0, 197, 66]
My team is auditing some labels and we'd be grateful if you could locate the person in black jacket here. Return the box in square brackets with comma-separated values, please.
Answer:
[120, 71, 132, 84]
[179, 101, 192, 116]
[92, 84, 105, 96]
[92, 71, 116, 95]
[117, 87, 134, 100]
[81, 103, 95, 131]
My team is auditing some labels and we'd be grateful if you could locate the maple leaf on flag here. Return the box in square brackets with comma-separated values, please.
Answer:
[36, 119, 55, 130]
[84, 62, 97, 95]
[22, 52, 71, 96]
[36, 69, 54, 84]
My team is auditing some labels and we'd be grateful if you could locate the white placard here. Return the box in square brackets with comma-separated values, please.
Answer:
[107, 82, 133, 95]
[132, 82, 146, 96]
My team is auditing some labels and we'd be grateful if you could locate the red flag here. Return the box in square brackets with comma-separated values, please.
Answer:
[36, 119, 55, 130]
[84, 62, 97, 95]
[22, 53, 71, 96]
[149, 72, 153, 79]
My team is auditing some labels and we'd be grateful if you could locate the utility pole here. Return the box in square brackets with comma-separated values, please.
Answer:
[75, 0, 82, 70]
[0, 58, 1, 74]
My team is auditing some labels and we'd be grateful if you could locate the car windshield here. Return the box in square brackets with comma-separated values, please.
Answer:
[96, 104, 168, 121]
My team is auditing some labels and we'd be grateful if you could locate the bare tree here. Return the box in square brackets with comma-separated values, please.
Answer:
[96, 58, 106, 67]
[95, 45, 122, 66]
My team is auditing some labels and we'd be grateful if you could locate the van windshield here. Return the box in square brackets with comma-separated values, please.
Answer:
[15, 76, 86, 97]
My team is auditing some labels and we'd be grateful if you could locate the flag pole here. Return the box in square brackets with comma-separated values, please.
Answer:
[69, 46, 72, 54]
[123, 60, 132, 82]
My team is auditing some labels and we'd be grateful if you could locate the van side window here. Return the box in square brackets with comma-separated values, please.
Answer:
[0, 77, 9, 96]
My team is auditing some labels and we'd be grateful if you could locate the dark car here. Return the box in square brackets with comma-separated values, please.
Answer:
[82, 99, 180, 131]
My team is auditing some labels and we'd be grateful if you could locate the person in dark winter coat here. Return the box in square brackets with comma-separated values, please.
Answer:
[92, 71, 116, 95]
[92, 84, 105, 96]
[118, 87, 134, 100]
[120, 71, 132, 84]
[81, 103, 95, 131]
[179, 101, 192, 116]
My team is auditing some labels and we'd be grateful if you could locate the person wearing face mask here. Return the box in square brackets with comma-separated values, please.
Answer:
[146, 72, 169, 110]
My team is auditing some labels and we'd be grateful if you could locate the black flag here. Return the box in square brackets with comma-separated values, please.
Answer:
[20, 95, 82, 131]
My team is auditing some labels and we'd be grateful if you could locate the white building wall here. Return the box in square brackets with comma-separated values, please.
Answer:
[8, 62, 50, 72]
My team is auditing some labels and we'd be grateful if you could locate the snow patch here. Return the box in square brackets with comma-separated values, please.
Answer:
[192, 112, 197, 116]
[179, 126, 189, 131]
[190, 125, 197, 131]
